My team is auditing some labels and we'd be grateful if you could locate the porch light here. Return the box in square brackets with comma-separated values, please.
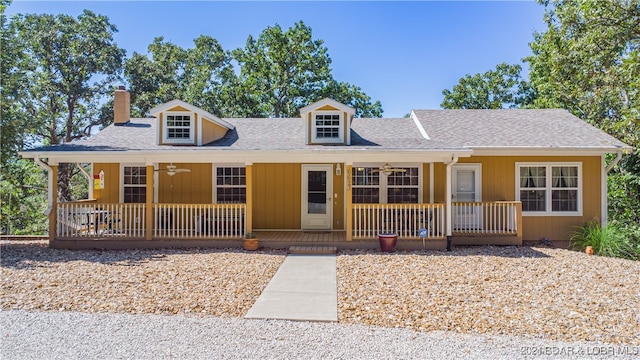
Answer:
[335, 163, 342, 176]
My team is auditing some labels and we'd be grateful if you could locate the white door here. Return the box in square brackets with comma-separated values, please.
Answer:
[302, 165, 333, 230]
[452, 164, 482, 230]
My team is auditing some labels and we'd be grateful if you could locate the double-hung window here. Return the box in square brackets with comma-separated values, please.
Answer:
[216, 167, 246, 203]
[123, 166, 146, 203]
[352, 165, 420, 204]
[164, 112, 193, 144]
[312, 112, 343, 143]
[516, 163, 581, 215]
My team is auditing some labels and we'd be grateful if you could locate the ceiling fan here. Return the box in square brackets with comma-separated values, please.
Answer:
[372, 163, 407, 176]
[154, 163, 191, 176]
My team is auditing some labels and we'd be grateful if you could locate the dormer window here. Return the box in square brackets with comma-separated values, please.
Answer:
[313, 112, 343, 143]
[164, 112, 194, 144]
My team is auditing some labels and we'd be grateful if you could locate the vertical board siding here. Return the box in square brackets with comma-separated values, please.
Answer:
[253, 163, 302, 229]
[157, 163, 212, 204]
[435, 156, 602, 241]
[92, 163, 120, 203]
[333, 163, 345, 230]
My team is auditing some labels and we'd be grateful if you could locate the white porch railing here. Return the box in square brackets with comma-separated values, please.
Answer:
[153, 203, 246, 238]
[57, 202, 145, 239]
[452, 201, 521, 235]
[352, 203, 445, 240]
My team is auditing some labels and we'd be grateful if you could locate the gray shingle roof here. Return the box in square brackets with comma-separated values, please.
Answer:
[21, 109, 629, 155]
[412, 109, 629, 149]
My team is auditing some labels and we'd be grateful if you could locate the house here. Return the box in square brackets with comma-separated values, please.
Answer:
[19, 87, 631, 249]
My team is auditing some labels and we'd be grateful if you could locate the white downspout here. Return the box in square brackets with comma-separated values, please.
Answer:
[602, 150, 623, 227]
[77, 164, 93, 199]
[445, 154, 459, 251]
[34, 156, 53, 216]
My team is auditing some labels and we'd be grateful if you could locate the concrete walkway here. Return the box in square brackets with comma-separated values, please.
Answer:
[244, 254, 337, 322]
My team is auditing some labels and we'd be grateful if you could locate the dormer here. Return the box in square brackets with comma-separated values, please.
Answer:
[149, 100, 234, 146]
[300, 98, 356, 145]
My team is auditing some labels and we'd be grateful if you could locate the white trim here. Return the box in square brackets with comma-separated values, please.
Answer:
[162, 111, 195, 144]
[119, 163, 147, 203]
[311, 111, 344, 144]
[301, 164, 333, 230]
[351, 163, 422, 204]
[601, 155, 607, 226]
[213, 163, 247, 204]
[150, 99, 234, 130]
[197, 114, 203, 146]
[515, 162, 583, 217]
[19, 149, 474, 165]
[472, 148, 627, 156]
[410, 111, 430, 140]
[299, 98, 355, 115]
[452, 163, 482, 202]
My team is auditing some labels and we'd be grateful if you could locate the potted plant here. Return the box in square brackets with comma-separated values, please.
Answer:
[243, 232, 259, 251]
[378, 232, 397, 252]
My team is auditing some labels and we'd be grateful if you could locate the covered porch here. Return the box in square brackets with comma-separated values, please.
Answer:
[52, 200, 522, 248]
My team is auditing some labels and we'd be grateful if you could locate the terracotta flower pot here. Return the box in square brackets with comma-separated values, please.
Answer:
[378, 233, 397, 253]
[243, 239, 259, 251]
[585, 246, 594, 255]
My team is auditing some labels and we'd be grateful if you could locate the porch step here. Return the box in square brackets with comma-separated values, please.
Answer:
[289, 246, 337, 255]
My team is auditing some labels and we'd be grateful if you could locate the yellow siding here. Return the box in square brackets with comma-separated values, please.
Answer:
[343, 111, 348, 143]
[422, 163, 431, 203]
[317, 105, 339, 111]
[93, 163, 120, 203]
[434, 156, 602, 241]
[253, 163, 302, 229]
[158, 163, 212, 204]
[333, 163, 344, 230]
[307, 112, 312, 144]
[167, 105, 189, 111]
[158, 113, 163, 144]
[202, 117, 228, 144]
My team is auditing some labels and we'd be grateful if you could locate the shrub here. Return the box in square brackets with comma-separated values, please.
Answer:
[570, 221, 638, 260]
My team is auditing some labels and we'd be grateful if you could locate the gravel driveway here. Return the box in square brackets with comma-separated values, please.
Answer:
[2, 240, 639, 358]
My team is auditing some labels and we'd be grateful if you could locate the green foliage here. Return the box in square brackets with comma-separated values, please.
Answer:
[125, 35, 235, 117]
[441, 63, 532, 109]
[0, 160, 48, 235]
[232, 21, 382, 118]
[570, 221, 639, 260]
[6, 10, 125, 201]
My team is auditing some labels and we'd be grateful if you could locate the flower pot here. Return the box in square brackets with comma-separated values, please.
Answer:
[585, 246, 594, 255]
[243, 239, 259, 251]
[378, 233, 397, 253]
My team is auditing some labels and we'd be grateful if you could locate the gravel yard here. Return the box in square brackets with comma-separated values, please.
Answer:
[2, 240, 639, 346]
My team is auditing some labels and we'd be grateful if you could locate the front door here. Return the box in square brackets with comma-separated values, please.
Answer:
[452, 164, 482, 230]
[302, 165, 333, 230]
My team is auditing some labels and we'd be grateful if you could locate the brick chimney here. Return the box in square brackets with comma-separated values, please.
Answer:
[114, 86, 130, 125]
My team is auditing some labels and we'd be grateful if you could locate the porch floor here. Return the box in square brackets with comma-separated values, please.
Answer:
[256, 231, 347, 243]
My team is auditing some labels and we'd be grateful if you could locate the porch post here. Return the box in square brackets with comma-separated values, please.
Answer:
[48, 165, 58, 242]
[445, 155, 458, 251]
[245, 163, 253, 234]
[346, 164, 353, 241]
[145, 165, 154, 240]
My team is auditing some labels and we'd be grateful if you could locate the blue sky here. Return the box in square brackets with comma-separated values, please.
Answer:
[7, 1, 546, 117]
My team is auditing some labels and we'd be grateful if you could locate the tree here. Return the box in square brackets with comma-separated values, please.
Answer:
[125, 35, 236, 117]
[525, 0, 640, 228]
[6, 10, 125, 201]
[440, 63, 532, 109]
[232, 21, 333, 118]
[321, 80, 383, 118]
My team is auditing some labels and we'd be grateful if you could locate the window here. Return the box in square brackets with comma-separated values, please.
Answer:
[163, 112, 193, 143]
[387, 167, 419, 203]
[123, 166, 146, 203]
[312, 112, 343, 143]
[352, 165, 420, 204]
[516, 163, 581, 215]
[352, 167, 380, 203]
[216, 167, 246, 203]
